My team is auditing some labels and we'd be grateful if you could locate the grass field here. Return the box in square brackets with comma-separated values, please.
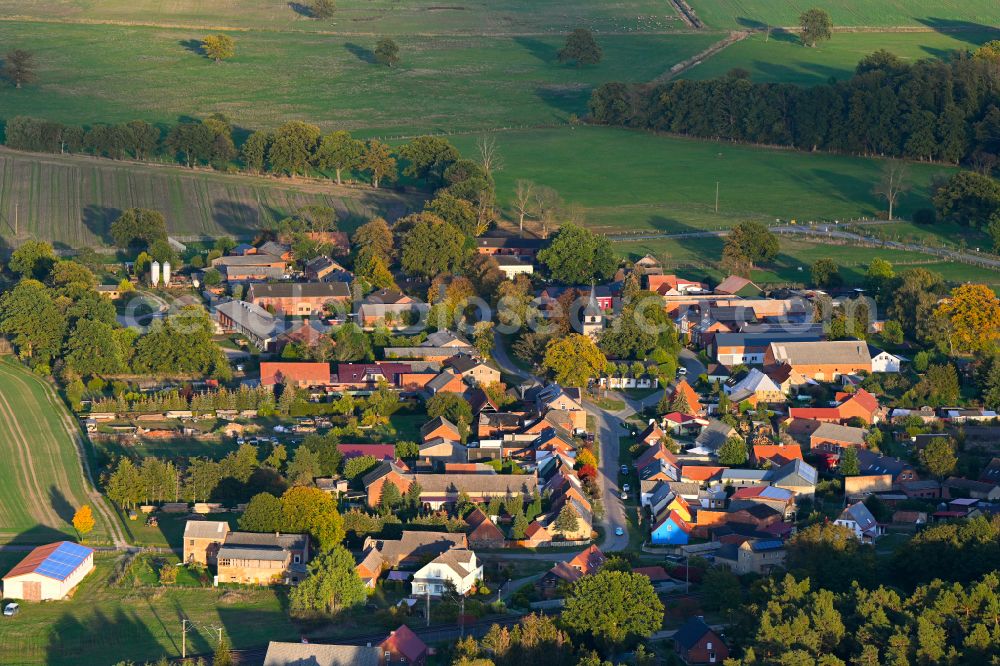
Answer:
[0, 147, 415, 247]
[685, 30, 997, 85]
[449, 126, 954, 233]
[0, 554, 297, 666]
[0, 0, 685, 35]
[0, 21, 716, 133]
[0, 358, 111, 544]
[687, 0, 1000, 29]
[614, 235, 1000, 289]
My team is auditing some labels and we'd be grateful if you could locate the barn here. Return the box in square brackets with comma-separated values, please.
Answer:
[2, 542, 95, 601]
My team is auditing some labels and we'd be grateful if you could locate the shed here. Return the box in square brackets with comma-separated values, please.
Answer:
[2, 542, 95, 601]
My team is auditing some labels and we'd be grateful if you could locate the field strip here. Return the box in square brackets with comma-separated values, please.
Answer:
[0, 361, 128, 547]
[0, 15, 704, 37]
[0, 383, 61, 527]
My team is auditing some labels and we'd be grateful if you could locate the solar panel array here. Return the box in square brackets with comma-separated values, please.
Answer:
[35, 542, 92, 581]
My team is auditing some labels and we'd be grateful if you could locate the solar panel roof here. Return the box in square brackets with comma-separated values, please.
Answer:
[34, 542, 93, 581]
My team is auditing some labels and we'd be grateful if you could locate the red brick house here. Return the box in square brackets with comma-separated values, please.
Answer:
[674, 616, 728, 664]
[789, 389, 880, 425]
[247, 281, 351, 316]
[465, 506, 506, 549]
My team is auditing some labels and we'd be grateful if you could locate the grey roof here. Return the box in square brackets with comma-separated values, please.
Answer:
[183, 520, 230, 539]
[251, 282, 351, 299]
[217, 546, 288, 562]
[421, 549, 478, 578]
[258, 241, 290, 256]
[477, 236, 547, 249]
[695, 419, 737, 451]
[674, 617, 718, 650]
[768, 459, 818, 487]
[384, 346, 461, 359]
[263, 642, 381, 666]
[425, 330, 471, 347]
[416, 473, 538, 495]
[215, 300, 285, 340]
[768, 340, 872, 366]
[366, 531, 468, 567]
[223, 266, 286, 280]
[494, 255, 531, 266]
[714, 329, 823, 349]
[225, 532, 308, 551]
[810, 422, 867, 445]
[855, 450, 913, 477]
[720, 468, 770, 482]
[213, 253, 285, 267]
[839, 501, 878, 532]
[426, 370, 460, 393]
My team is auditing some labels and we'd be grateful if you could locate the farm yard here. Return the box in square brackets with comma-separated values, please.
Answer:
[0, 554, 297, 666]
[0, 147, 415, 247]
[0, 358, 113, 545]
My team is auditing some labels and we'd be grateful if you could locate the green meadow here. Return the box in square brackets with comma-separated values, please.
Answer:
[0, 21, 716, 133]
[685, 30, 997, 85]
[687, 0, 1000, 29]
[450, 126, 953, 233]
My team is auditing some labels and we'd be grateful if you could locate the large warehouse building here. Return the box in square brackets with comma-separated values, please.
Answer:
[2, 541, 95, 601]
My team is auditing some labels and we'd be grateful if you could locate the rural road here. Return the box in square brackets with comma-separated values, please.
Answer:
[492, 332, 706, 554]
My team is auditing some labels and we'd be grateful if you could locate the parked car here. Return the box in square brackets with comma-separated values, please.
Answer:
[614, 526, 625, 537]
[677, 367, 688, 375]
[623, 483, 631, 493]
[3, 603, 19, 617]
[620, 465, 628, 475]
[620, 491, 628, 500]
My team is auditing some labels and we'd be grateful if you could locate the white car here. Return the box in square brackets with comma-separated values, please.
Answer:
[620, 491, 628, 500]
[677, 367, 688, 375]
[3, 603, 18, 617]
[622, 483, 631, 493]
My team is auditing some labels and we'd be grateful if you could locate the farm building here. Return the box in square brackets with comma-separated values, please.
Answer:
[2, 542, 95, 601]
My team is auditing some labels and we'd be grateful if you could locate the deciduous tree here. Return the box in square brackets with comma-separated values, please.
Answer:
[202, 34, 236, 62]
[799, 8, 832, 47]
[934, 283, 1000, 354]
[537, 223, 616, 284]
[561, 571, 664, 649]
[359, 139, 397, 188]
[3, 49, 36, 88]
[374, 38, 400, 67]
[290, 546, 367, 616]
[314, 130, 363, 184]
[268, 121, 321, 175]
[542, 334, 608, 387]
[72, 505, 95, 538]
[558, 29, 602, 66]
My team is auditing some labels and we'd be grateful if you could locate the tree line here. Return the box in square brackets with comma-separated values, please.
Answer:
[3, 114, 473, 190]
[589, 43, 1000, 167]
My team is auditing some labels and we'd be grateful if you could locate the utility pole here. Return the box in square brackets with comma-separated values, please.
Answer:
[425, 589, 430, 628]
[685, 552, 690, 594]
[715, 182, 720, 213]
[459, 595, 466, 639]
[14, 202, 18, 237]
[181, 619, 189, 659]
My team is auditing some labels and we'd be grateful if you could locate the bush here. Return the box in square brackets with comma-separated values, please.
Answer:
[913, 208, 936, 225]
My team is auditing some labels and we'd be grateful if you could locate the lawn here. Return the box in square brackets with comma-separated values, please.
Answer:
[686, 0, 1000, 29]
[0, 21, 717, 133]
[0, 147, 415, 248]
[685, 30, 997, 85]
[0, 554, 298, 666]
[0, 358, 112, 545]
[0, 0, 687, 36]
[449, 126, 954, 232]
[614, 235, 1000, 289]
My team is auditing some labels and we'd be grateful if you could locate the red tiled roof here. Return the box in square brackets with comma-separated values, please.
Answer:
[632, 565, 671, 582]
[681, 465, 727, 482]
[260, 362, 330, 386]
[752, 444, 803, 464]
[379, 624, 427, 663]
[3, 542, 63, 579]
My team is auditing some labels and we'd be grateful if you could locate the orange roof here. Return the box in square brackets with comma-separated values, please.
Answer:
[752, 444, 803, 463]
[567, 544, 606, 574]
[836, 389, 880, 413]
[3, 542, 64, 579]
[670, 380, 702, 415]
[653, 510, 692, 533]
[260, 361, 330, 386]
[681, 465, 727, 482]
